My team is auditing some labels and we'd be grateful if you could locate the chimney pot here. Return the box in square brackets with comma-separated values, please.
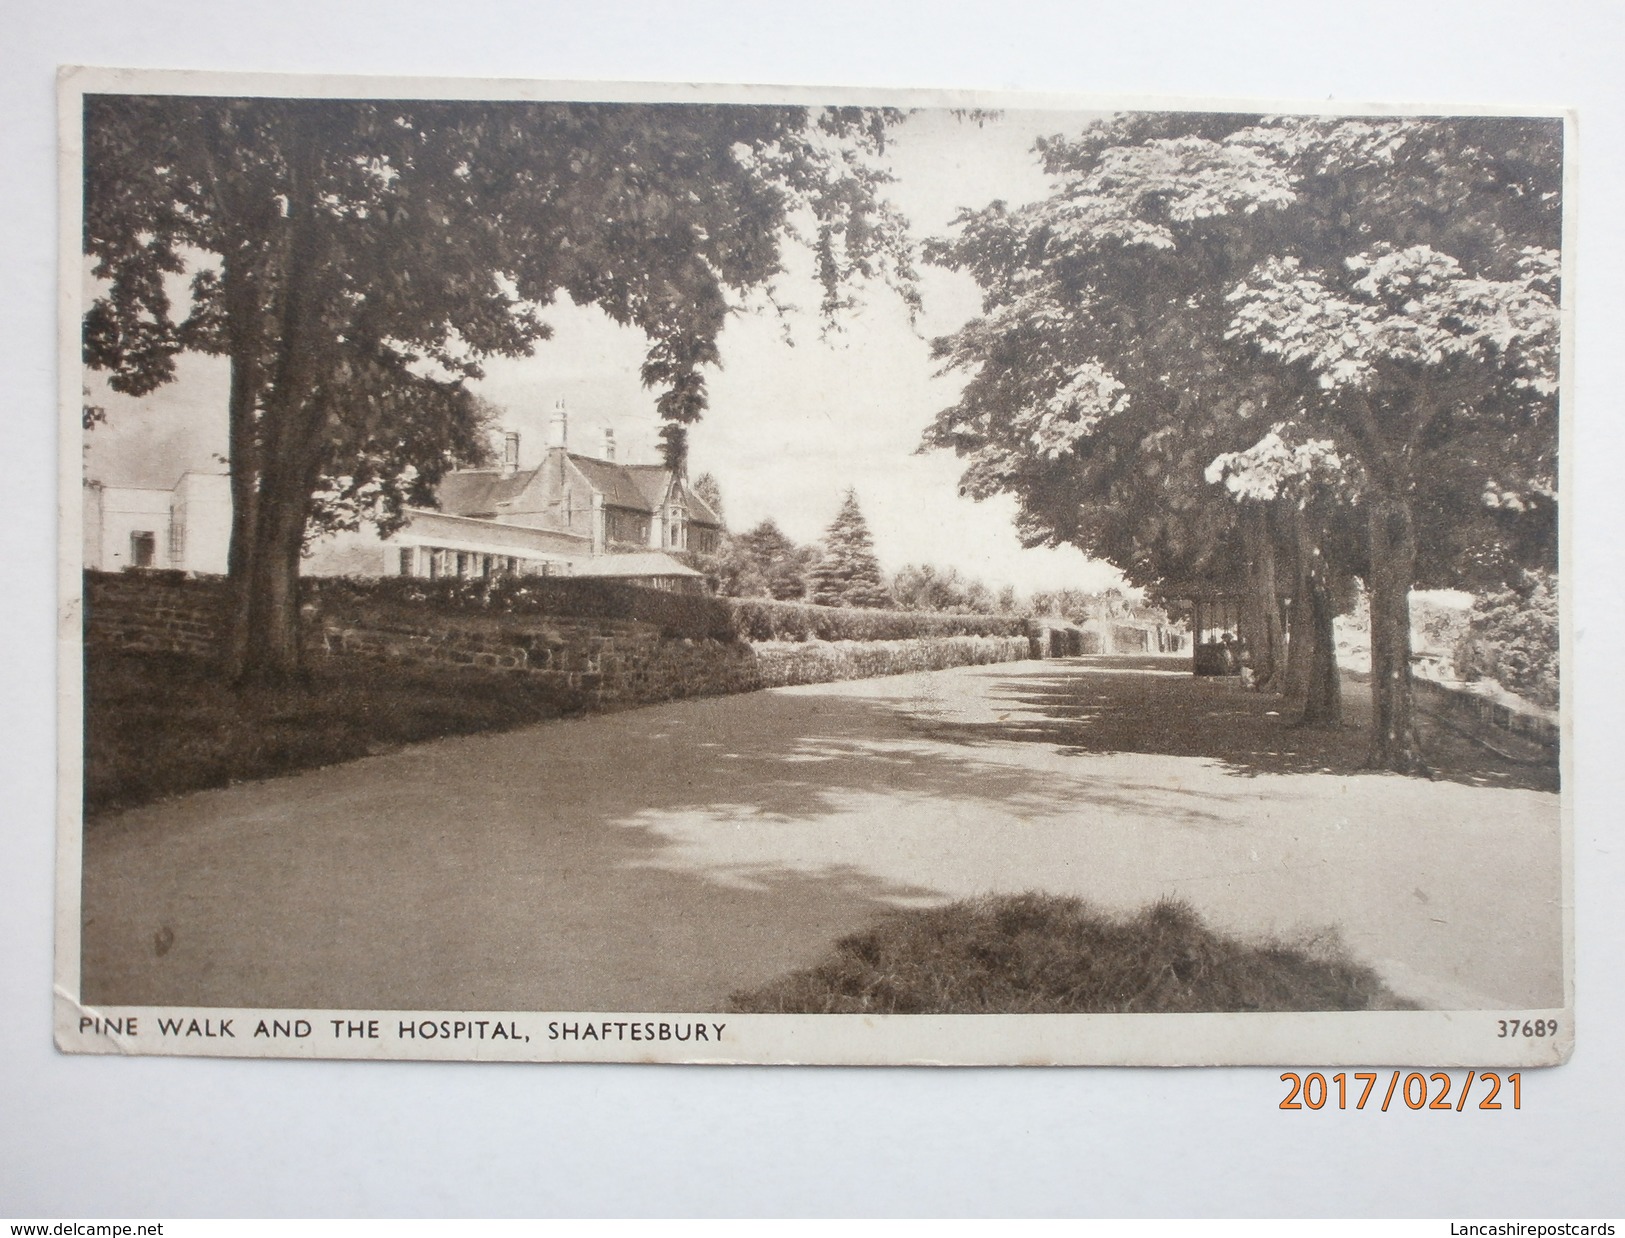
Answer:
[602, 428, 616, 461]
[548, 399, 568, 450]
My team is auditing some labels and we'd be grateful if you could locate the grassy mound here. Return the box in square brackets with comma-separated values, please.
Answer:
[730, 893, 1411, 1014]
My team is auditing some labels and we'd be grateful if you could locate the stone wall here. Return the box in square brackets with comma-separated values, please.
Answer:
[84, 571, 1033, 707]
[83, 570, 230, 659]
[312, 602, 765, 703]
[1413, 674, 1560, 758]
[312, 603, 1033, 703]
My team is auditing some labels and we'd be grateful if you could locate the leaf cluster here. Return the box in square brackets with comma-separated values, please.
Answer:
[922, 112, 1563, 597]
[83, 95, 919, 516]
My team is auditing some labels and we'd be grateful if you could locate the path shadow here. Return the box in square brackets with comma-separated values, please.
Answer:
[79, 676, 1288, 1012]
[893, 656, 1557, 793]
[80, 658, 1559, 1013]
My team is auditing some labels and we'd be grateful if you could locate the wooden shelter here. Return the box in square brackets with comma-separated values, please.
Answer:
[1188, 594, 1246, 676]
[1164, 584, 1252, 677]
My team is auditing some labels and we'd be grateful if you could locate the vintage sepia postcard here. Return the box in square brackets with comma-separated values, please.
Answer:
[56, 68, 1574, 1065]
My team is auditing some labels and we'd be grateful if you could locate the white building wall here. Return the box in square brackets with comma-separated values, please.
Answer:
[83, 473, 233, 574]
[169, 472, 232, 573]
[82, 482, 103, 570]
[85, 484, 172, 571]
[302, 527, 397, 577]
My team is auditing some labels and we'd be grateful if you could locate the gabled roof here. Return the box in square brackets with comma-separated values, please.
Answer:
[566, 454, 658, 511]
[432, 450, 723, 525]
[435, 468, 535, 517]
[618, 464, 723, 526]
[620, 463, 673, 511]
[683, 488, 722, 528]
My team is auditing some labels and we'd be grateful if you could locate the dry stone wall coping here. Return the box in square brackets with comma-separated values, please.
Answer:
[84, 571, 1035, 710]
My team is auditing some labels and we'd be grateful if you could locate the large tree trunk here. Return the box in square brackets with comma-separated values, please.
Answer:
[1301, 559, 1342, 726]
[221, 247, 263, 675]
[233, 120, 326, 685]
[1282, 509, 1312, 702]
[1365, 494, 1424, 771]
[1238, 503, 1285, 691]
[240, 481, 311, 681]
[1282, 600, 1309, 699]
[1284, 508, 1342, 725]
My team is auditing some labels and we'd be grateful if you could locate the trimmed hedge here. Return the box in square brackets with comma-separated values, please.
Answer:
[92, 570, 1035, 650]
[307, 574, 738, 641]
[753, 636, 1033, 687]
[725, 596, 1028, 643]
[306, 575, 1031, 645]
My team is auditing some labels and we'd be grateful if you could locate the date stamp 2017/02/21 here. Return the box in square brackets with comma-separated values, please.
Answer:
[1280, 1071, 1526, 1112]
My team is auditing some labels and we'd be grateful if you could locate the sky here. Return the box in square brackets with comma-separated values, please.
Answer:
[82, 105, 1128, 594]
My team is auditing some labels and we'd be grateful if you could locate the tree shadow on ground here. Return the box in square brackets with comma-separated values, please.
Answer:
[80, 656, 1559, 1013]
[890, 655, 1557, 794]
[79, 678, 1286, 1011]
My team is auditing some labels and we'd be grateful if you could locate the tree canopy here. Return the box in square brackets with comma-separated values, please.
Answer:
[922, 112, 1563, 768]
[891, 563, 1002, 614]
[710, 519, 819, 601]
[690, 472, 726, 529]
[84, 95, 916, 678]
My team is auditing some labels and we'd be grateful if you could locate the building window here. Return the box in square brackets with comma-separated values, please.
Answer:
[130, 531, 156, 568]
[398, 547, 416, 576]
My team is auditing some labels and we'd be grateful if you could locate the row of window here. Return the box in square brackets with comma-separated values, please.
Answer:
[395, 544, 711, 596]
[122, 527, 715, 574]
[397, 547, 574, 580]
[603, 506, 719, 554]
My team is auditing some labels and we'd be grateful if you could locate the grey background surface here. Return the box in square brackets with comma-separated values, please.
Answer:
[4, 0, 1621, 1217]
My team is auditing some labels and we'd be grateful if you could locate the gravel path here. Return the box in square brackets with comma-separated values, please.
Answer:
[80, 656, 1563, 1012]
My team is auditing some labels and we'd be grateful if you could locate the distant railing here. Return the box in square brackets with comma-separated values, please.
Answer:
[1412, 674, 1559, 759]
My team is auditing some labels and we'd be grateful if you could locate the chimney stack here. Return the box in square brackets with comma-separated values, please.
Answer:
[548, 398, 568, 451]
[500, 431, 520, 478]
[602, 427, 616, 461]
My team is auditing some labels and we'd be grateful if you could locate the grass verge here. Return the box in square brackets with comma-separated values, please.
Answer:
[729, 893, 1413, 1013]
[85, 650, 588, 817]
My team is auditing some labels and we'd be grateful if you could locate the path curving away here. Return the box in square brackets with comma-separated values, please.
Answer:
[80, 656, 1562, 1012]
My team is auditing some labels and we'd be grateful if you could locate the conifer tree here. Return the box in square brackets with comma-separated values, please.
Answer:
[690, 473, 726, 529]
[808, 490, 893, 608]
